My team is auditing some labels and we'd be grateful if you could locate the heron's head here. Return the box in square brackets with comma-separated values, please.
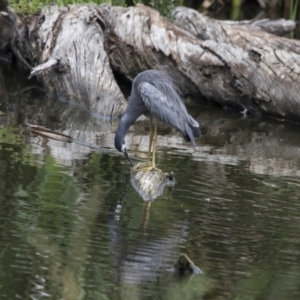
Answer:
[115, 132, 133, 166]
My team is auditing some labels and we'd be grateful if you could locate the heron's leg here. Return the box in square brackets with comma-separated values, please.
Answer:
[132, 121, 161, 172]
[151, 121, 158, 168]
[147, 118, 154, 165]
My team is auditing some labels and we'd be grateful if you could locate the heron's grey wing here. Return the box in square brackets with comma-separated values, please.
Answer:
[139, 82, 200, 143]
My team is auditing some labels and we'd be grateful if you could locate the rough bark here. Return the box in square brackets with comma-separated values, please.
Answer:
[21, 4, 126, 120]
[221, 18, 296, 36]
[101, 4, 202, 98]
[2, 4, 300, 138]
[172, 7, 299, 53]
[173, 7, 296, 37]
[4, 3, 300, 122]
[103, 4, 300, 121]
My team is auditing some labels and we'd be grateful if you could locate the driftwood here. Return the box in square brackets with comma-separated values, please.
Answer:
[130, 162, 175, 201]
[3, 3, 300, 122]
[221, 18, 296, 36]
[103, 4, 300, 121]
[2, 4, 300, 121]
[172, 7, 299, 53]
[173, 7, 296, 38]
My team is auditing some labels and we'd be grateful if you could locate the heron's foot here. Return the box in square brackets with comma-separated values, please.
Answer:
[132, 166, 162, 173]
[137, 166, 162, 173]
[132, 162, 161, 173]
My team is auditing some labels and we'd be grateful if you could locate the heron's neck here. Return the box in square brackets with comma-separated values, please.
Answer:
[117, 109, 141, 141]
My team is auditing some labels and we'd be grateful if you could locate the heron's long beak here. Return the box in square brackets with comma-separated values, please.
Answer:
[123, 149, 133, 166]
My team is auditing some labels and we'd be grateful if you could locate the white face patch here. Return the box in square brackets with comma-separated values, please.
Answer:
[121, 144, 126, 152]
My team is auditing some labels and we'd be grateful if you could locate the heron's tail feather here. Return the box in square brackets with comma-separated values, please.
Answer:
[187, 115, 201, 145]
[190, 125, 201, 139]
[188, 115, 199, 128]
[181, 123, 201, 146]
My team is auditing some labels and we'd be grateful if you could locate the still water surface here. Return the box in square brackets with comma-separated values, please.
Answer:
[1, 68, 300, 300]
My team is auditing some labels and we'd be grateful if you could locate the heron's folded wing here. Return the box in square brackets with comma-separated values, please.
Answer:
[139, 81, 196, 130]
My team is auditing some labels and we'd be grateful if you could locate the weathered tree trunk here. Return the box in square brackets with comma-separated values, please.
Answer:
[19, 4, 126, 120]
[221, 18, 296, 36]
[173, 7, 296, 37]
[172, 7, 299, 53]
[103, 4, 300, 121]
[4, 3, 300, 122]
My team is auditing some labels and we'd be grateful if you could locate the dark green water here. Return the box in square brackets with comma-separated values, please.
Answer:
[1, 66, 300, 300]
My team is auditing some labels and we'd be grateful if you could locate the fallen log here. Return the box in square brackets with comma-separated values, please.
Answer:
[103, 4, 300, 121]
[172, 7, 300, 53]
[221, 18, 296, 36]
[15, 4, 126, 120]
[4, 3, 300, 122]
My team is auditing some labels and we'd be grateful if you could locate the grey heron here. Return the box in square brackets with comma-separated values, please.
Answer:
[115, 70, 201, 171]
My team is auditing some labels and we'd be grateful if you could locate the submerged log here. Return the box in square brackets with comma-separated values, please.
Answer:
[130, 163, 175, 201]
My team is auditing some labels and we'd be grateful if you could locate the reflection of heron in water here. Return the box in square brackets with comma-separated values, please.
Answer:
[115, 70, 201, 171]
